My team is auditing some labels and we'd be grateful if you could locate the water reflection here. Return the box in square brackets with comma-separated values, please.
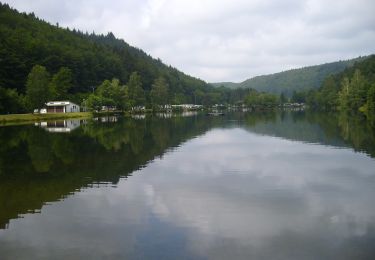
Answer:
[0, 115, 214, 230]
[132, 129, 375, 259]
[36, 119, 83, 133]
[131, 114, 146, 120]
[0, 111, 374, 259]
[155, 111, 199, 118]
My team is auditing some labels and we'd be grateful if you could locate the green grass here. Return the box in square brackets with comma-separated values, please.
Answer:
[0, 112, 92, 126]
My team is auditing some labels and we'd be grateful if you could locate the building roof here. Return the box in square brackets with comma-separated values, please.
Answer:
[46, 101, 78, 106]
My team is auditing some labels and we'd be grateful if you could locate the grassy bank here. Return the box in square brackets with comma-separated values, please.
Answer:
[0, 112, 92, 126]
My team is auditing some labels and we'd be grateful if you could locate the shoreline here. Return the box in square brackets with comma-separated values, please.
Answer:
[0, 107, 299, 126]
[0, 112, 93, 126]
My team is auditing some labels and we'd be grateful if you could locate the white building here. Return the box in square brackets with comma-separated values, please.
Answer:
[45, 101, 80, 113]
[171, 104, 203, 110]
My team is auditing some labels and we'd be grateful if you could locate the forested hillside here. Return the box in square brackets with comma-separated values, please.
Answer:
[3, 2, 371, 116]
[0, 2, 227, 111]
[212, 57, 365, 95]
[301, 55, 375, 119]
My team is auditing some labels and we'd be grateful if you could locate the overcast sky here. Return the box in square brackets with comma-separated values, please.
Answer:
[4, 0, 375, 82]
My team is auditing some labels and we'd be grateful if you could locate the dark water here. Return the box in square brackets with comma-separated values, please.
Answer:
[0, 111, 375, 259]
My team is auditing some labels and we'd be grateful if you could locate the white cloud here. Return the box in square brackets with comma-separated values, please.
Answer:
[4, 0, 375, 82]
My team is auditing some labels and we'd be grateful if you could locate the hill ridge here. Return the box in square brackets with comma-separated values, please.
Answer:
[0, 2, 208, 99]
[211, 56, 367, 95]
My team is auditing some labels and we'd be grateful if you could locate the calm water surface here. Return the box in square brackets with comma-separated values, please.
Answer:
[0, 111, 375, 259]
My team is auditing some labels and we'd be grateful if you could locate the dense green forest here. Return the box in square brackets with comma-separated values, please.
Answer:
[0, 2, 206, 94]
[2, 3, 372, 116]
[1, 3, 264, 113]
[212, 57, 365, 95]
[290, 55, 375, 121]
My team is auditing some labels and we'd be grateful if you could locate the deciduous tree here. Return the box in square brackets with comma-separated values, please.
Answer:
[25, 65, 52, 110]
[150, 77, 169, 107]
[127, 72, 145, 107]
[49, 67, 73, 100]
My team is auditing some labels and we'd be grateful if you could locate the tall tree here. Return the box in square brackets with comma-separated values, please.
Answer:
[338, 77, 350, 111]
[86, 78, 128, 111]
[348, 69, 368, 111]
[319, 76, 339, 110]
[150, 77, 169, 107]
[338, 70, 368, 112]
[127, 72, 145, 107]
[49, 67, 73, 100]
[367, 84, 375, 117]
[25, 65, 52, 109]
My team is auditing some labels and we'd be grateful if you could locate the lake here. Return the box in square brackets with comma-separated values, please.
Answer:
[0, 111, 375, 259]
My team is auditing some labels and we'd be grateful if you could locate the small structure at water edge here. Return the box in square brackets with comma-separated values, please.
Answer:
[45, 101, 80, 113]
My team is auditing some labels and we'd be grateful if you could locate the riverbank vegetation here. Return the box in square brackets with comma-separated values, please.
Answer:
[289, 55, 375, 123]
[0, 3, 256, 114]
[0, 3, 283, 115]
[1, 3, 373, 121]
[0, 112, 92, 125]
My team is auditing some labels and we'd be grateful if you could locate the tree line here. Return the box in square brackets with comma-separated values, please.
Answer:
[0, 3, 282, 114]
[1, 63, 283, 114]
[0, 3, 209, 110]
[212, 57, 365, 95]
[85, 72, 172, 111]
[0, 65, 74, 113]
[288, 55, 375, 122]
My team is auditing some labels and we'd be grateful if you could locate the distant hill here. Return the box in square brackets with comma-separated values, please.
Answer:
[211, 57, 367, 96]
[0, 2, 208, 97]
[305, 54, 375, 112]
